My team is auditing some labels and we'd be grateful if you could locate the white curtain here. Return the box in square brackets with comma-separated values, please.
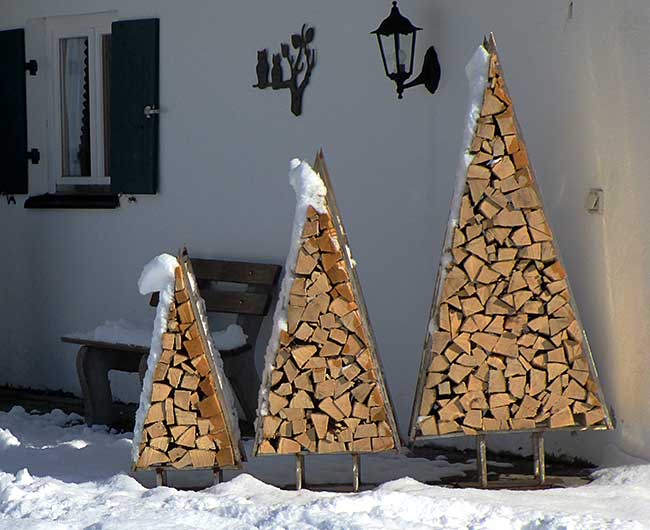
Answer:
[60, 37, 86, 176]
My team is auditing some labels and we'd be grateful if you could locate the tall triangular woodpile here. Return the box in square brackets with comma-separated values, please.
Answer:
[134, 251, 244, 470]
[410, 35, 611, 440]
[254, 153, 401, 455]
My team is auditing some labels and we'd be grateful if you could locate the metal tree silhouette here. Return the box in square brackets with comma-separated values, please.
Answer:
[254, 24, 316, 116]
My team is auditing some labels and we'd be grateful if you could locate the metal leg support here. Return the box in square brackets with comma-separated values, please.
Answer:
[213, 468, 224, 485]
[155, 468, 167, 487]
[476, 435, 488, 488]
[295, 454, 305, 490]
[533, 432, 546, 485]
[352, 454, 361, 492]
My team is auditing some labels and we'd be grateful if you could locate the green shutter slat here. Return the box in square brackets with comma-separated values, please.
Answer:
[110, 18, 159, 195]
[0, 29, 29, 195]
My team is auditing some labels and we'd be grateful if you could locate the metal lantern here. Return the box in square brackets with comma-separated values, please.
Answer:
[371, 1, 441, 99]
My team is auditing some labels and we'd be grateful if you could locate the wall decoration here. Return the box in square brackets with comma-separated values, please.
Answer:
[253, 24, 316, 117]
[371, 1, 441, 99]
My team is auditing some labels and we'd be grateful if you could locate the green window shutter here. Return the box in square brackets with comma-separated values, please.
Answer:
[110, 18, 159, 195]
[0, 29, 29, 195]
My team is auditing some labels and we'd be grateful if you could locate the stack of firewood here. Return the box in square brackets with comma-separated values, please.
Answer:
[256, 192, 399, 455]
[135, 264, 239, 470]
[412, 42, 608, 438]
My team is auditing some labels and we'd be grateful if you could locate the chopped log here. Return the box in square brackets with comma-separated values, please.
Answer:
[189, 449, 215, 468]
[529, 369, 546, 396]
[176, 410, 197, 425]
[449, 364, 473, 384]
[184, 339, 203, 358]
[329, 328, 348, 344]
[177, 426, 196, 447]
[277, 438, 302, 454]
[482, 92, 507, 115]
[198, 394, 222, 418]
[550, 406, 575, 428]
[268, 393, 289, 415]
[372, 437, 394, 452]
[139, 447, 170, 467]
[334, 393, 352, 417]
[180, 373, 200, 391]
[508, 376, 526, 399]
[463, 255, 484, 282]
[262, 415, 282, 438]
[321, 341, 343, 357]
[418, 416, 438, 435]
[492, 157, 515, 180]
[477, 123, 496, 139]
[564, 379, 587, 401]
[488, 370, 506, 393]
[494, 209, 526, 227]
[354, 422, 378, 439]
[177, 302, 193, 324]
[174, 390, 191, 410]
[145, 402, 165, 424]
[149, 436, 170, 453]
[151, 383, 172, 402]
[318, 397, 345, 421]
[291, 345, 317, 368]
[295, 250, 318, 275]
[581, 408, 606, 426]
[492, 334, 518, 358]
[290, 390, 315, 409]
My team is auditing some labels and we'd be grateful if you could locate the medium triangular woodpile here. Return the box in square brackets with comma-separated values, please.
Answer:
[134, 253, 243, 470]
[410, 36, 611, 440]
[255, 153, 400, 455]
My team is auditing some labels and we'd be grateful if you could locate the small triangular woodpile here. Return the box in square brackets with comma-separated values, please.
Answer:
[134, 253, 243, 470]
[410, 35, 611, 440]
[255, 153, 400, 455]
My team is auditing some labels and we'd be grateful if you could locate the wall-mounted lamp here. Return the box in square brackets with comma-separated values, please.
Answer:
[371, 1, 441, 99]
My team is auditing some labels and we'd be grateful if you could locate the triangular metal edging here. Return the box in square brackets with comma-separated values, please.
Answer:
[408, 34, 613, 442]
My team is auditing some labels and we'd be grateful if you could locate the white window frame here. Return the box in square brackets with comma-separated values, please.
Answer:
[46, 12, 116, 189]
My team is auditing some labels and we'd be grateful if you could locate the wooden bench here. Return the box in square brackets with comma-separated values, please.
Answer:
[62, 258, 281, 435]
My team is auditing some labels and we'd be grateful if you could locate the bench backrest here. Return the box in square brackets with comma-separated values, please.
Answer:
[151, 257, 281, 351]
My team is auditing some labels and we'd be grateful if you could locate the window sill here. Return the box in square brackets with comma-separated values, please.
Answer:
[24, 193, 120, 209]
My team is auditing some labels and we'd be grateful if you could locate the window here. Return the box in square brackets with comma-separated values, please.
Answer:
[47, 13, 115, 191]
[16, 15, 159, 205]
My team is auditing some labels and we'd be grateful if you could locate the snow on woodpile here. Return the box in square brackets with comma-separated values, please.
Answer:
[132, 253, 179, 464]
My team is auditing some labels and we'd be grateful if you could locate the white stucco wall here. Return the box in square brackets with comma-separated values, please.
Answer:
[1, 0, 648, 465]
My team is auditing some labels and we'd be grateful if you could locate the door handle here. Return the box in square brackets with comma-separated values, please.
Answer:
[144, 105, 160, 118]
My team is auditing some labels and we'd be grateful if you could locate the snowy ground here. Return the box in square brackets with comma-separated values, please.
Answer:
[0, 408, 647, 529]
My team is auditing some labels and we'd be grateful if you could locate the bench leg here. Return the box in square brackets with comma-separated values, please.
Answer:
[76, 346, 116, 426]
[222, 348, 260, 435]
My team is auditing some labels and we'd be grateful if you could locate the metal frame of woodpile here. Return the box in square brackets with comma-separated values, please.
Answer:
[254, 152, 401, 491]
[133, 250, 245, 486]
[409, 34, 612, 488]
